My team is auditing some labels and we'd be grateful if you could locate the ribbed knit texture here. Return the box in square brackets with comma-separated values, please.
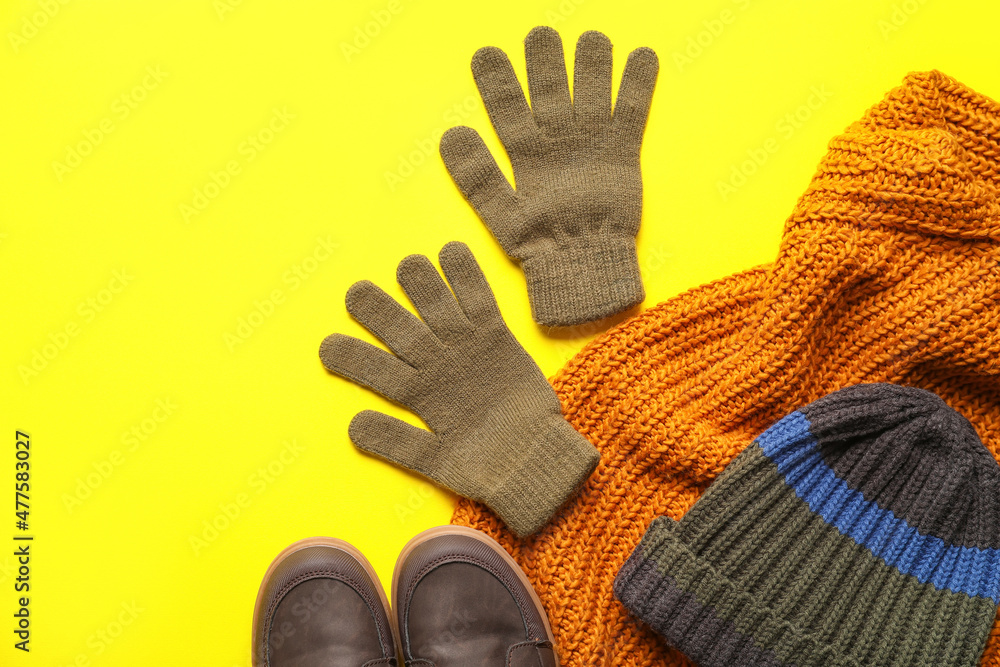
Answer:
[451, 70, 1000, 665]
[614, 384, 1000, 666]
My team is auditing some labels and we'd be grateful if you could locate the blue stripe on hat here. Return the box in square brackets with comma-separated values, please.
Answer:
[757, 410, 1000, 603]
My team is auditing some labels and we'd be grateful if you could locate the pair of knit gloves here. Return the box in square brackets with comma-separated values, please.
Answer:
[320, 27, 659, 537]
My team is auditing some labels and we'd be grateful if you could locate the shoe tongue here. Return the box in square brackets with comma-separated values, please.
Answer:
[507, 641, 557, 667]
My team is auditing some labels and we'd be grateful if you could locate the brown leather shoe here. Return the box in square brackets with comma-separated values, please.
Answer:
[392, 525, 558, 666]
[252, 537, 399, 666]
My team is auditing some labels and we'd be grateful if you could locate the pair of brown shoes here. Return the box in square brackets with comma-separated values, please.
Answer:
[252, 525, 558, 666]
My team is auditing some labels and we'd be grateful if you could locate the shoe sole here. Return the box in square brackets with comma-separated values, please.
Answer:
[391, 524, 559, 666]
[251, 536, 401, 666]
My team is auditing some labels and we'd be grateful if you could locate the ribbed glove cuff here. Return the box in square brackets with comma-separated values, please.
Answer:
[485, 417, 600, 537]
[521, 237, 644, 327]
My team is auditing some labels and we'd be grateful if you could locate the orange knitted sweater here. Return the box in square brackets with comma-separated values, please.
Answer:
[453, 70, 1000, 666]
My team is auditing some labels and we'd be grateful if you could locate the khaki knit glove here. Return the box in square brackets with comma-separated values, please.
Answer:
[319, 242, 600, 537]
[440, 26, 659, 327]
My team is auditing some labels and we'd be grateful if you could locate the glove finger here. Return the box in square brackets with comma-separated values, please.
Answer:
[471, 46, 539, 152]
[438, 241, 504, 326]
[611, 46, 659, 145]
[524, 26, 573, 133]
[439, 126, 520, 252]
[573, 30, 613, 128]
[396, 252, 473, 344]
[349, 410, 458, 489]
[319, 333, 418, 406]
[345, 280, 441, 367]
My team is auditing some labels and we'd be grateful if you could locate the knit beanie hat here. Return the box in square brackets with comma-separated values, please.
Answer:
[452, 70, 1000, 665]
[614, 383, 1000, 666]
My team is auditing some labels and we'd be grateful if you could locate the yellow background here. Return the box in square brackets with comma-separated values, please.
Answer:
[1, 0, 998, 664]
